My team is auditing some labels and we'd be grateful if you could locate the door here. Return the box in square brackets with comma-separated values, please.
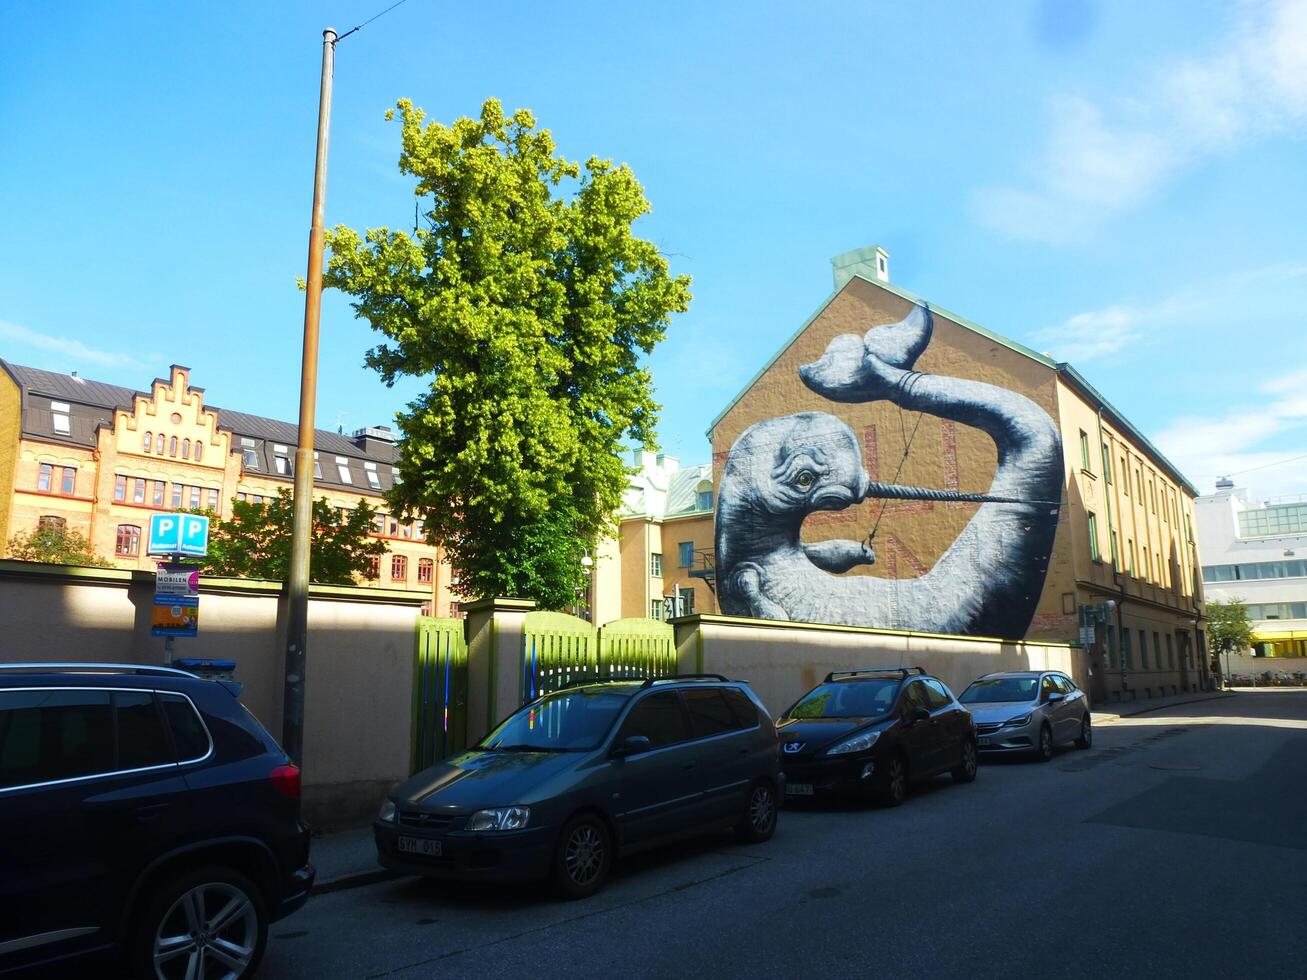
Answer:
[895, 682, 943, 776]
[1040, 674, 1072, 742]
[681, 687, 753, 820]
[1055, 675, 1086, 738]
[610, 691, 702, 844]
[922, 679, 966, 769]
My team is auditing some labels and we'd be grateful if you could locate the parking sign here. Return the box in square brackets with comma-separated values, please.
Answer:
[148, 513, 210, 557]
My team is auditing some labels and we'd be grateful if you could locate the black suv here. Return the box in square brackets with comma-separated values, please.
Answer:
[0, 664, 314, 978]
[776, 667, 977, 806]
[376, 675, 781, 898]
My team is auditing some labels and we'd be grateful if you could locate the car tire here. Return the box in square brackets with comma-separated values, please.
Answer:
[128, 865, 267, 980]
[735, 779, 778, 843]
[879, 752, 908, 807]
[1036, 723, 1054, 762]
[551, 813, 612, 900]
[1074, 715, 1093, 750]
[951, 738, 978, 783]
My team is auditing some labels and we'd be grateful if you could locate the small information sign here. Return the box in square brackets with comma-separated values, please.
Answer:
[151, 595, 199, 638]
[156, 565, 201, 598]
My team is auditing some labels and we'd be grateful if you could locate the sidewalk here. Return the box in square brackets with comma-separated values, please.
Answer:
[310, 826, 397, 894]
[1090, 689, 1236, 725]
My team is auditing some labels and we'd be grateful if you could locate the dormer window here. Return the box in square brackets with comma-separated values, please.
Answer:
[313, 452, 321, 479]
[364, 461, 381, 490]
[275, 456, 290, 476]
[51, 401, 70, 436]
[336, 457, 352, 484]
[240, 438, 258, 470]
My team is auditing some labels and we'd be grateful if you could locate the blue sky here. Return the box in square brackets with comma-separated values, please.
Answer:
[2, 0, 1305, 497]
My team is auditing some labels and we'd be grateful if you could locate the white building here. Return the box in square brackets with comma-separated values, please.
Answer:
[1195, 482, 1307, 659]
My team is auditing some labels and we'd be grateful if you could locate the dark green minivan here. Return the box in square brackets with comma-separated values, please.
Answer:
[375, 675, 781, 898]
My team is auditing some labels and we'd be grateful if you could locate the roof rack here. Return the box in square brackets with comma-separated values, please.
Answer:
[641, 673, 731, 688]
[0, 663, 197, 678]
[552, 676, 650, 692]
[824, 666, 926, 683]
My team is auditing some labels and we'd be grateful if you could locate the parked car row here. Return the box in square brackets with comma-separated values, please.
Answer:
[0, 662, 1092, 978]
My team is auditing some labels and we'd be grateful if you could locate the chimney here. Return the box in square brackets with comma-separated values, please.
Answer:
[353, 425, 396, 455]
[831, 245, 890, 290]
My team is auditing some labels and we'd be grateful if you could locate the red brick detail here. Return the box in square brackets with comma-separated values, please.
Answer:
[805, 508, 859, 526]
[712, 451, 728, 468]
[883, 532, 927, 578]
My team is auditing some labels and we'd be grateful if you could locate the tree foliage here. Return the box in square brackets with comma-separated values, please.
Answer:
[1207, 597, 1254, 657]
[198, 491, 386, 585]
[6, 525, 112, 566]
[324, 98, 691, 608]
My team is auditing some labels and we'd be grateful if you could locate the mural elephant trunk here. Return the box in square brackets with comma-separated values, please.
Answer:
[715, 305, 1063, 638]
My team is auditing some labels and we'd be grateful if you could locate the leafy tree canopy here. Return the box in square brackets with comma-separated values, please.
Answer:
[324, 98, 691, 609]
[197, 491, 386, 586]
[1207, 597, 1254, 656]
[6, 525, 112, 566]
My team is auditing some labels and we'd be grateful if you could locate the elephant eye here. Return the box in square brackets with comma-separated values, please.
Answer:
[795, 471, 815, 491]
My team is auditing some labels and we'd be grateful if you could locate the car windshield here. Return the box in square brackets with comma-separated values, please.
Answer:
[785, 679, 898, 719]
[479, 687, 635, 752]
[960, 677, 1039, 703]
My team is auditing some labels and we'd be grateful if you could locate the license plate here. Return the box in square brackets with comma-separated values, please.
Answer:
[398, 835, 442, 857]
[978, 736, 992, 746]
[786, 782, 814, 796]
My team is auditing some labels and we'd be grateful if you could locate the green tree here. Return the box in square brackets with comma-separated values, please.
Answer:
[323, 98, 690, 609]
[1207, 596, 1254, 682]
[199, 491, 386, 585]
[6, 524, 112, 566]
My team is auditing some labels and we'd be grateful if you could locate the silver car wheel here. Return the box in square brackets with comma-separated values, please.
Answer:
[564, 825, 605, 886]
[748, 784, 775, 832]
[153, 881, 257, 980]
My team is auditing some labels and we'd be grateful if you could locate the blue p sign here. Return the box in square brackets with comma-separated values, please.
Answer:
[148, 513, 210, 557]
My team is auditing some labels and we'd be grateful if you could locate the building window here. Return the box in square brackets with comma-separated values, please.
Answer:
[1166, 634, 1174, 668]
[1087, 512, 1100, 562]
[697, 490, 713, 511]
[373, 513, 386, 535]
[337, 462, 352, 485]
[681, 587, 695, 614]
[37, 463, 52, 492]
[153, 481, 166, 507]
[420, 601, 433, 617]
[115, 524, 141, 557]
[391, 555, 407, 580]
[1126, 538, 1135, 576]
[1134, 469, 1142, 499]
[38, 515, 66, 532]
[171, 484, 183, 508]
[651, 600, 664, 621]
[114, 474, 126, 501]
[313, 455, 322, 479]
[156, 432, 165, 454]
[1149, 482, 1156, 514]
[679, 541, 694, 568]
[132, 478, 146, 504]
[650, 553, 663, 577]
[1121, 628, 1132, 669]
[367, 555, 380, 579]
[51, 401, 71, 436]
[60, 467, 75, 495]
[194, 440, 203, 462]
[1120, 457, 1128, 494]
[143, 430, 153, 453]
[1109, 530, 1119, 571]
[242, 448, 258, 469]
[181, 439, 191, 460]
[207, 488, 219, 511]
[1079, 431, 1091, 471]
[418, 558, 434, 583]
[275, 455, 290, 476]
[1139, 629, 1149, 669]
[189, 486, 201, 509]
[1102, 445, 1112, 484]
[169, 436, 178, 457]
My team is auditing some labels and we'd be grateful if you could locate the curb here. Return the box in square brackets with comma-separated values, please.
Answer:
[313, 868, 402, 895]
[1091, 691, 1236, 724]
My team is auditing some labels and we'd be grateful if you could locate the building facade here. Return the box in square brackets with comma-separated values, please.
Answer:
[1196, 484, 1307, 659]
[0, 360, 456, 615]
[705, 247, 1206, 703]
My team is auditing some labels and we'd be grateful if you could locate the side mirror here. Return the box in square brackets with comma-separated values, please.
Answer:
[614, 735, 651, 757]
[908, 706, 930, 724]
[1046, 692, 1065, 703]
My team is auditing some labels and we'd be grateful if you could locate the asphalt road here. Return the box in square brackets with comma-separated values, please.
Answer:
[262, 692, 1307, 980]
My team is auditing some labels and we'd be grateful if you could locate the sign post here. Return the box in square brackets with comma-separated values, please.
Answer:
[148, 514, 209, 660]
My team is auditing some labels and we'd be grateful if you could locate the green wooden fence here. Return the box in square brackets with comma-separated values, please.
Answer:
[411, 617, 468, 772]
[520, 612, 677, 702]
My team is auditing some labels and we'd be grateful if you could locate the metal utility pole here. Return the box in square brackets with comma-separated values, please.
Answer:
[283, 27, 337, 765]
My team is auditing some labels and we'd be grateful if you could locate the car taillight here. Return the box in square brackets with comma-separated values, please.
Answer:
[270, 763, 301, 798]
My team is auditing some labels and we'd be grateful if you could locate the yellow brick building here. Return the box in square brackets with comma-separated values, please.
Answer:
[0, 361, 457, 615]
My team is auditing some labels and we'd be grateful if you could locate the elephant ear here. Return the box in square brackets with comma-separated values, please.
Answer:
[862, 304, 932, 369]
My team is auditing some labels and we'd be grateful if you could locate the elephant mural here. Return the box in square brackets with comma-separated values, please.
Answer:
[715, 304, 1063, 639]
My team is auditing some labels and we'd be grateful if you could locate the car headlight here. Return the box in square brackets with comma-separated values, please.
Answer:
[377, 799, 396, 823]
[825, 730, 881, 756]
[1002, 714, 1032, 728]
[467, 806, 531, 831]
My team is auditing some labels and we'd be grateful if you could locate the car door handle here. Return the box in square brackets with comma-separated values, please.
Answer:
[135, 802, 170, 821]
[681, 762, 696, 770]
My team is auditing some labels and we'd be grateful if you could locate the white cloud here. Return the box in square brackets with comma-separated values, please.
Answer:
[1155, 363, 1307, 497]
[0, 319, 144, 370]
[978, 0, 1307, 241]
[1034, 296, 1193, 362]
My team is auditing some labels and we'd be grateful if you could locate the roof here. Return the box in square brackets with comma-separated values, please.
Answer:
[705, 272, 1197, 497]
[1, 359, 400, 495]
[622, 461, 713, 520]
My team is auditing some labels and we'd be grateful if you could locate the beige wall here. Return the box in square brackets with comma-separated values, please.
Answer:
[619, 519, 652, 619]
[588, 533, 623, 626]
[0, 559, 423, 830]
[674, 616, 1086, 718]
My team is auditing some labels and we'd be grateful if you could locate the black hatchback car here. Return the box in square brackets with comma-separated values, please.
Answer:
[0, 664, 313, 979]
[376, 675, 781, 898]
[776, 667, 977, 806]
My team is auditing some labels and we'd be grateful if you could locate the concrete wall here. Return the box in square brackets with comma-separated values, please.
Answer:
[0, 559, 424, 830]
[672, 614, 1086, 717]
